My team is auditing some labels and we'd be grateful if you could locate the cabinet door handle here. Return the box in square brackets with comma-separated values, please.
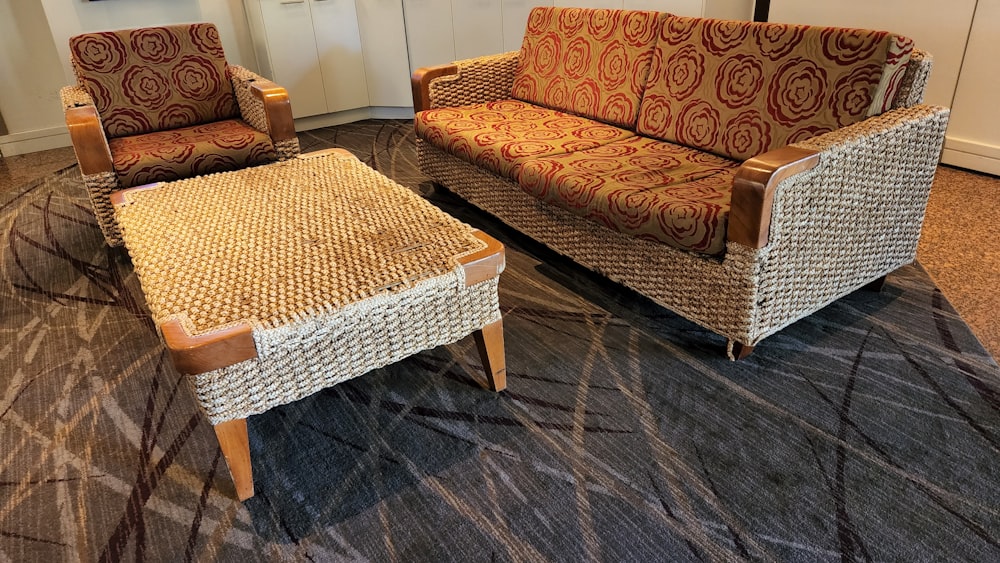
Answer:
[280, 0, 304, 4]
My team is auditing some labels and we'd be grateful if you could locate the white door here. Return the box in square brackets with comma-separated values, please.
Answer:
[356, 0, 412, 107]
[258, 0, 328, 118]
[310, 0, 371, 112]
[402, 0, 456, 71]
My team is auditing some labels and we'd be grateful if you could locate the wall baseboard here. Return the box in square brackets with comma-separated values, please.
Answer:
[0, 127, 71, 156]
[941, 136, 1000, 177]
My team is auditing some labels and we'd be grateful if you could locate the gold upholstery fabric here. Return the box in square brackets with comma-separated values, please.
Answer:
[109, 119, 275, 188]
[518, 136, 740, 254]
[637, 17, 914, 160]
[415, 99, 635, 180]
[511, 7, 666, 128]
[69, 23, 239, 138]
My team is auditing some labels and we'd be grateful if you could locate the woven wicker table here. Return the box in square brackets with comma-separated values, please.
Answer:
[110, 149, 506, 500]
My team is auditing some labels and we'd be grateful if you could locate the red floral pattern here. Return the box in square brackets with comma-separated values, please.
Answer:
[415, 100, 635, 180]
[513, 7, 665, 128]
[637, 17, 913, 160]
[518, 137, 741, 254]
[70, 23, 238, 138]
[109, 119, 274, 188]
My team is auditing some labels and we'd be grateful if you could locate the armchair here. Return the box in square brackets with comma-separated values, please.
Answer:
[60, 23, 300, 246]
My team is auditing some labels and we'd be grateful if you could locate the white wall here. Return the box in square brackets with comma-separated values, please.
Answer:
[0, 0, 72, 154]
[0, 0, 256, 156]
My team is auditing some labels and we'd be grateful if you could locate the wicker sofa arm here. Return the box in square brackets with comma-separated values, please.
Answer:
[228, 65, 298, 154]
[60, 85, 114, 175]
[732, 103, 950, 252]
[411, 51, 520, 112]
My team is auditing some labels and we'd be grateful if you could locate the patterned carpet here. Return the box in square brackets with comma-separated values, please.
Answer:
[2, 120, 999, 562]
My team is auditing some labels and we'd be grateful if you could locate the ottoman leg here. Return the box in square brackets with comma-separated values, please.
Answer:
[214, 418, 254, 500]
[473, 318, 506, 392]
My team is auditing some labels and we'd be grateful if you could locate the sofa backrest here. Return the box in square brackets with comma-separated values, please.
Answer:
[69, 23, 239, 139]
[636, 17, 914, 161]
[511, 7, 666, 129]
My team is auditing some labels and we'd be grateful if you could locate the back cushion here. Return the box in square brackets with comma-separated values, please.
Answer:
[636, 17, 913, 161]
[512, 7, 665, 129]
[70, 23, 239, 138]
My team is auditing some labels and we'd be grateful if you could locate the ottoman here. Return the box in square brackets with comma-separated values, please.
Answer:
[111, 148, 506, 500]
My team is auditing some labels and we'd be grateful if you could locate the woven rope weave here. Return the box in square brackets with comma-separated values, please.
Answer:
[428, 51, 520, 109]
[228, 65, 271, 135]
[117, 151, 500, 423]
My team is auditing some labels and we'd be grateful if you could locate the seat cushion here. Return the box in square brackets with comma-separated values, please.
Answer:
[70, 23, 239, 138]
[518, 137, 740, 254]
[511, 7, 666, 129]
[109, 119, 276, 188]
[415, 100, 635, 180]
[636, 17, 913, 160]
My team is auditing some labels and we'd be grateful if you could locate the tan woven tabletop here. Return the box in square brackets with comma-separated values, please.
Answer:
[114, 150, 488, 336]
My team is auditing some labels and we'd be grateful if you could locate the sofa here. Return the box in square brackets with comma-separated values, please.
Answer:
[411, 7, 950, 358]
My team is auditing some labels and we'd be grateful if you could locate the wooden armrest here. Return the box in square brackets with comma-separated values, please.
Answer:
[728, 146, 820, 249]
[411, 64, 458, 113]
[160, 318, 258, 376]
[64, 105, 114, 175]
[250, 80, 296, 142]
[457, 230, 505, 286]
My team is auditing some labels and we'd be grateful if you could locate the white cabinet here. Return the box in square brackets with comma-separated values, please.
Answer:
[245, 0, 411, 119]
[311, 0, 369, 113]
[941, 1, 1000, 175]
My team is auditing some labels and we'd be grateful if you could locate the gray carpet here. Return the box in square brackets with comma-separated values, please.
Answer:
[2, 120, 998, 562]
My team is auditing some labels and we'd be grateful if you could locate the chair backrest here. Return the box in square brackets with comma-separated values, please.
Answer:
[69, 23, 239, 138]
[635, 17, 914, 161]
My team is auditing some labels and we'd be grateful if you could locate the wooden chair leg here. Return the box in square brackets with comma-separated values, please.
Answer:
[473, 318, 506, 392]
[730, 340, 755, 360]
[213, 418, 254, 501]
[862, 275, 887, 292]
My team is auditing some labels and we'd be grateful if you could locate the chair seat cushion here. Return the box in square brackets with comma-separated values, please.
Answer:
[109, 119, 276, 188]
[518, 136, 740, 254]
[415, 99, 635, 180]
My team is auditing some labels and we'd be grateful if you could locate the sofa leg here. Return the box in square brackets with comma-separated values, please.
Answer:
[862, 275, 887, 292]
[214, 418, 254, 501]
[728, 340, 755, 360]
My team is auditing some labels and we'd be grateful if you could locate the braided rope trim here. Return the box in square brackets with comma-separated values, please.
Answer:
[428, 51, 520, 110]
[274, 138, 300, 161]
[892, 49, 932, 109]
[418, 104, 949, 346]
[82, 171, 124, 246]
[60, 85, 94, 110]
[193, 277, 501, 423]
[228, 65, 270, 134]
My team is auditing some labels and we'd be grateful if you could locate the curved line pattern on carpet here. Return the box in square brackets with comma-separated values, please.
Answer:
[1, 120, 998, 562]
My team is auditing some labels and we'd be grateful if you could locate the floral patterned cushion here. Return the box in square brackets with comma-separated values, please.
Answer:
[636, 17, 914, 160]
[511, 7, 666, 129]
[109, 119, 275, 188]
[70, 23, 239, 138]
[415, 100, 635, 180]
[519, 137, 741, 254]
